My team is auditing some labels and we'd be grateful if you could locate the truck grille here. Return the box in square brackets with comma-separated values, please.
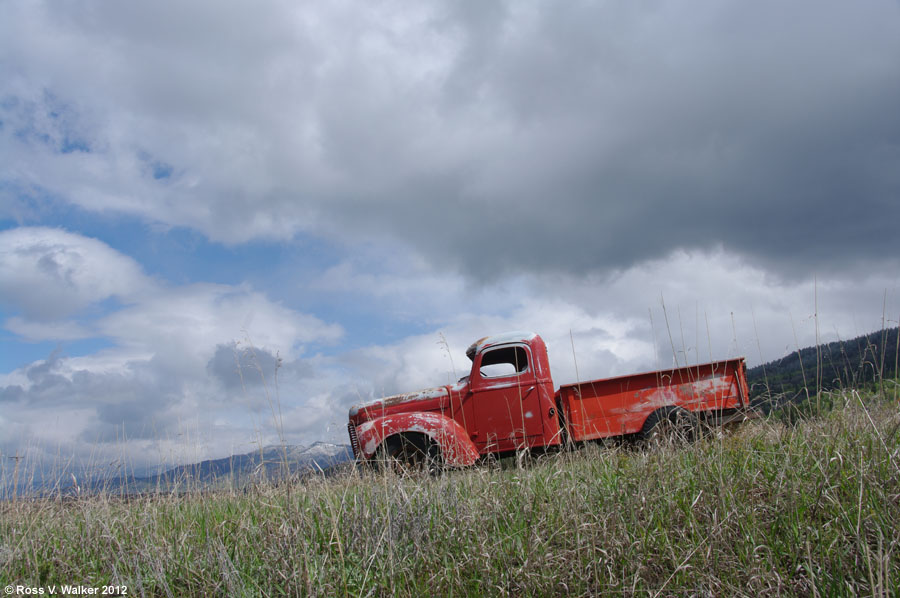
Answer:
[347, 422, 361, 460]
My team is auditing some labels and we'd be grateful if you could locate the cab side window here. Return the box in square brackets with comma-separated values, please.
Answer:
[479, 346, 529, 378]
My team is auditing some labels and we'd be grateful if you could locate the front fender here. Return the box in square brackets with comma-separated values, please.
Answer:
[356, 411, 480, 467]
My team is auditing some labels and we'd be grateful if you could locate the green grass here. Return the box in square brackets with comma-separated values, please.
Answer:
[2, 390, 898, 596]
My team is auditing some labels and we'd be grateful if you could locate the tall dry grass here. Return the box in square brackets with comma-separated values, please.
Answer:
[1, 387, 898, 596]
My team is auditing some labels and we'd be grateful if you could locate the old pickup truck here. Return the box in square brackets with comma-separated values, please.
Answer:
[347, 331, 751, 469]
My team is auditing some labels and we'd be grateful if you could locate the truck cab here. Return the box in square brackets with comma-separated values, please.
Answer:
[348, 332, 560, 468]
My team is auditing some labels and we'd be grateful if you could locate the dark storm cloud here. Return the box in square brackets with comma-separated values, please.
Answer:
[0, 384, 24, 402]
[207, 343, 281, 390]
[3, 1, 898, 283]
[318, 1, 900, 279]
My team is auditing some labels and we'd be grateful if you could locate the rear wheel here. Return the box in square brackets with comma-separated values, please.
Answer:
[641, 406, 696, 448]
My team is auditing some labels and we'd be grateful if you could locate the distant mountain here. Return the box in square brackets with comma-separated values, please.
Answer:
[747, 326, 898, 411]
[42, 442, 354, 496]
[153, 442, 353, 482]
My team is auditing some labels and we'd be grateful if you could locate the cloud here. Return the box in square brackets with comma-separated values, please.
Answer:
[3, 1, 898, 282]
[207, 343, 275, 391]
[0, 227, 152, 319]
[4, 316, 92, 341]
[0, 228, 345, 470]
[97, 283, 343, 369]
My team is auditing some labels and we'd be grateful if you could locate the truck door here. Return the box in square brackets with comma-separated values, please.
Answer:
[470, 343, 544, 453]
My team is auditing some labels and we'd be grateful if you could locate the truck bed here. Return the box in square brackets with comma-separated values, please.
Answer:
[557, 358, 749, 443]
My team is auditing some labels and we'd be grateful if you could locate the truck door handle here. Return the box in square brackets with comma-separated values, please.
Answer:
[522, 386, 535, 398]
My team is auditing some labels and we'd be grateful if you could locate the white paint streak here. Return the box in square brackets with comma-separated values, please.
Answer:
[349, 385, 452, 416]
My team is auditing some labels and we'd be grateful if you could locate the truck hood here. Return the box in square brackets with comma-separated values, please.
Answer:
[349, 381, 467, 422]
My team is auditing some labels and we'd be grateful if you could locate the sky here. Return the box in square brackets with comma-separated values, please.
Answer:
[1, 0, 899, 476]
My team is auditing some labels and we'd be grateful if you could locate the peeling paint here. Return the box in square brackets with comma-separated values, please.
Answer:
[355, 411, 480, 467]
[560, 358, 747, 442]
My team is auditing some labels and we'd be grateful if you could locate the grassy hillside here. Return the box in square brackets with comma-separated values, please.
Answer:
[2, 388, 898, 596]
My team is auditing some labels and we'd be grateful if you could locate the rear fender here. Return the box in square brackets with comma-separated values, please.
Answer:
[356, 412, 480, 467]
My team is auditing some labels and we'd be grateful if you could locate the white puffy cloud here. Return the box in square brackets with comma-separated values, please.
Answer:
[0, 228, 344, 473]
[0, 227, 152, 319]
[98, 283, 342, 367]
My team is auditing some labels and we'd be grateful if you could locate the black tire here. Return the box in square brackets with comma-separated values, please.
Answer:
[640, 406, 697, 447]
[375, 434, 443, 475]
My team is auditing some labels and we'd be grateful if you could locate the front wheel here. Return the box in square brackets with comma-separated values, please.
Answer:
[375, 434, 443, 475]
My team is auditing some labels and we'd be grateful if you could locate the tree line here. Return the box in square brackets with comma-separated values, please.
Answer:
[747, 326, 898, 412]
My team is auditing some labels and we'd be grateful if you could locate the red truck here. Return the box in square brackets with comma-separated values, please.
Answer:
[347, 331, 751, 469]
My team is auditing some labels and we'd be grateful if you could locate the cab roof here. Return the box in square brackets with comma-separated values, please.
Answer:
[465, 331, 538, 361]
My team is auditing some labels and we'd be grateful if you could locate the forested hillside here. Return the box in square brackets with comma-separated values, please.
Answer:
[747, 326, 898, 410]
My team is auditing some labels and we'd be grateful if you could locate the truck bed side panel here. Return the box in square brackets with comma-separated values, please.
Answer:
[560, 359, 747, 443]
